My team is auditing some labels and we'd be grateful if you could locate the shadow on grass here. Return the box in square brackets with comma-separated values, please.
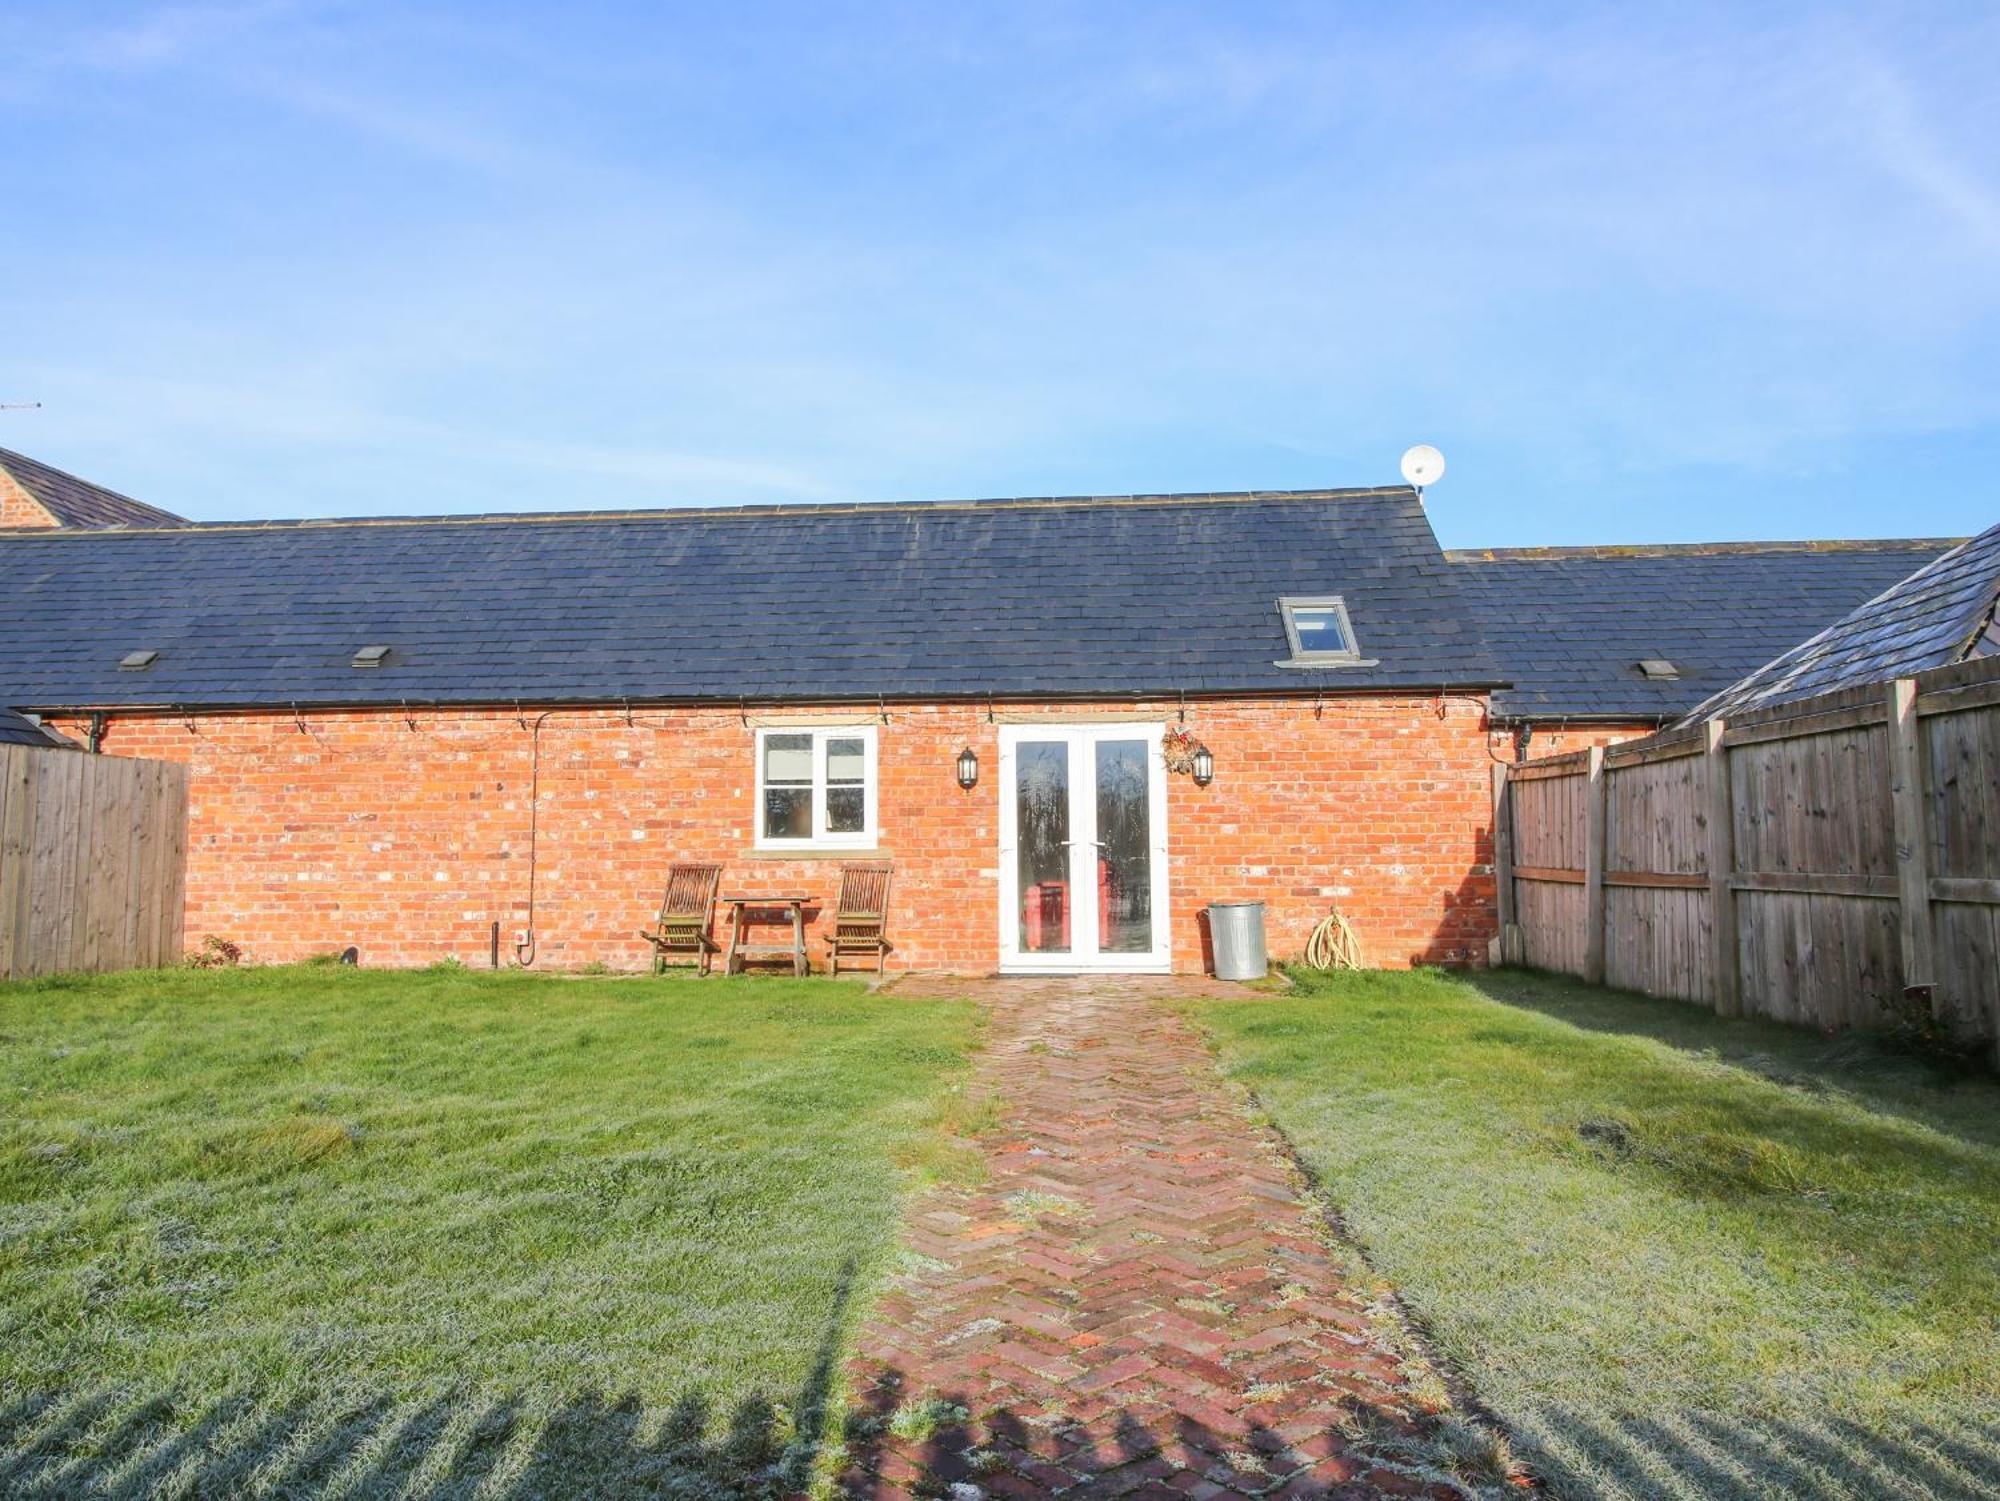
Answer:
[7, 1369, 1999, 1501]
[0, 1261, 856, 1500]
[1463, 968, 2000, 1148]
[1506, 1406, 2000, 1501]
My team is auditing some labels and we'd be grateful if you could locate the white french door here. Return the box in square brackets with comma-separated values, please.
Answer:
[998, 724, 1170, 973]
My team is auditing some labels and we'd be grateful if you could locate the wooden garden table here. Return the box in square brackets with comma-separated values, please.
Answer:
[721, 893, 813, 976]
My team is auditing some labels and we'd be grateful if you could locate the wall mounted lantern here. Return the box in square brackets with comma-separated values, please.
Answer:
[956, 746, 980, 790]
[1190, 744, 1215, 787]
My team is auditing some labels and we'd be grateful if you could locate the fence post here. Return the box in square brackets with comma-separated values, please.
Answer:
[1583, 745, 1607, 985]
[1490, 762, 1518, 966]
[1887, 677, 1936, 995]
[0, 746, 32, 980]
[1704, 718, 1741, 1016]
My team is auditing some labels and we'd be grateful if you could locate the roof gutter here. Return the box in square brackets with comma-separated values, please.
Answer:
[26, 680, 1514, 721]
[1485, 710, 1676, 728]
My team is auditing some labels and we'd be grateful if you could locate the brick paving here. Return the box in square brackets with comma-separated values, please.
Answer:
[840, 976, 1462, 1501]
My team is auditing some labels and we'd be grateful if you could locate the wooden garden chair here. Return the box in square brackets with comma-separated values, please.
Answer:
[638, 862, 724, 975]
[825, 862, 893, 976]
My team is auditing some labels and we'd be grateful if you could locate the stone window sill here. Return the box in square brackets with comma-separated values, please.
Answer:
[738, 846, 887, 862]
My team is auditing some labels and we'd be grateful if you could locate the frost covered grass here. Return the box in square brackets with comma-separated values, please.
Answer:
[0, 965, 978, 1498]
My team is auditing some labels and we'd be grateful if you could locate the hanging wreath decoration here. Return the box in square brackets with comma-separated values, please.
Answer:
[1162, 724, 1204, 776]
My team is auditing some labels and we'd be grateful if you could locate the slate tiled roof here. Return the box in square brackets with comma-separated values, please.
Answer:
[0, 447, 187, 530]
[1451, 540, 1959, 723]
[0, 708, 70, 748]
[0, 488, 1504, 710]
[1682, 523, 2000, 722]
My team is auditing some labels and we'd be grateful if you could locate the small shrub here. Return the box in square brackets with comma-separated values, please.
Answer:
[1878, 987, 1992, 1074]
[183, 935, 242, 970]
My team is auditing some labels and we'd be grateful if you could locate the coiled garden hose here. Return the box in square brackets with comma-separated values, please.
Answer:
[1303, 910, 1364, 971]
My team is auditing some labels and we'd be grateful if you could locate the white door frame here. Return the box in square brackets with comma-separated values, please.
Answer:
[997, 722, 1171, 973]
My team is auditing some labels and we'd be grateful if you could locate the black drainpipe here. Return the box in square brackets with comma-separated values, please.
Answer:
[87, 712, 107, 755]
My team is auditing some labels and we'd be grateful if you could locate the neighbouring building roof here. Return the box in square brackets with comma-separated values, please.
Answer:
[1450, 539, 1960, 724]
[0, 447, 187, 530]
[0, 488, 1505, 710]
[0, 708, 71, 748]
[1681, 523, 2000, 722]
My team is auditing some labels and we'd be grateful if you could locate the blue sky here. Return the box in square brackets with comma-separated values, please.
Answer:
[3, 2, 1997, 545]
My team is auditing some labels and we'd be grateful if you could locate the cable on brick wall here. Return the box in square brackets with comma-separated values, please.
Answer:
[514, 709, 557, 967]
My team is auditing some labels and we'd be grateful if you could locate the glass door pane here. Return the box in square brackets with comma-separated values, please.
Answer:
[1093, 738, 1154, 953]
[1015, 740, 1072, 954]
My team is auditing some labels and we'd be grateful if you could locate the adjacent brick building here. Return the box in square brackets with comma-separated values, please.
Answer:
[0, 450, 1953, 975]
[0, 446, 186, 531]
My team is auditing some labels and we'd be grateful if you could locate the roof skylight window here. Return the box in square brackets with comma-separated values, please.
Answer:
[119, 649, 159, 671]
[1276, 596, 1368, 666]
[351, 644, 392, 669]
[1637, 658, 1681, 680]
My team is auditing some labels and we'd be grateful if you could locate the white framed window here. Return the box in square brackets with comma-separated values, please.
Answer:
[754, 726, 879, 849]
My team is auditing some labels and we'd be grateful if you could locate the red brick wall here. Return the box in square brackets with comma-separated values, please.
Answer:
[63, 694, 1497, 974]
[1488, 722, 1658, 761]
[0, 471, 58, 529]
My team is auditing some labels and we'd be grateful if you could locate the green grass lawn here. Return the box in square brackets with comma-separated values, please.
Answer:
[1189, 967, 2000, 1501]
[0, 964, 979, 1499]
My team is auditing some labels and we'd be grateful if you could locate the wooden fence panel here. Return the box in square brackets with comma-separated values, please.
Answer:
[1730, 725, 1894, 878]
[1927, 702, 2000, 1042]
[1512, 767, 1586, 871]
[1495, 655, 2000, 1060]
[1606, 751, 1706, 875]
[1507, 766, 1589, 976]
[1929, 705, 2000, 877]
[1602, 749, 1711, 1000]
[1605, 885, 1712, 1002]
[1733, 888, 1901, 1030]
[0, 744, 189, 981]
[1518, 878, 1586, 975]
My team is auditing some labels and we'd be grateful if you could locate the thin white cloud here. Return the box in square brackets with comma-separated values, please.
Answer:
[1844, 57, 2000, 253]
[4, 1, 299, 71]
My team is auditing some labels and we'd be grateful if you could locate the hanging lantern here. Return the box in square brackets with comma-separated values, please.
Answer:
[956, 746, 980, 790]
[1190, 743, 1215, 787]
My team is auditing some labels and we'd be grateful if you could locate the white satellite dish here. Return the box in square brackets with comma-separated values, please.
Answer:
[1400, 443, 1446, 489]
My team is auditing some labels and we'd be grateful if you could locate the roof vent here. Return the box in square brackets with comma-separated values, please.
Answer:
[351, 644, 392, 669]
[119, 649, 160, 671]
[1636, 658, 1680, 680]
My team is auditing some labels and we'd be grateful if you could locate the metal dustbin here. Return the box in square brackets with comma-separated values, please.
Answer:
[1206, 901, 1268, 981]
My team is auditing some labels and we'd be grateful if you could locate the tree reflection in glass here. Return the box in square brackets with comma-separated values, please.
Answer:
[1095, 739, 1152, 952]
[1016, 741, 1070, 952]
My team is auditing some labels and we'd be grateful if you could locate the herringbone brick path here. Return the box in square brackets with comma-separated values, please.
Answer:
[840, 977, 1460, 1500]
